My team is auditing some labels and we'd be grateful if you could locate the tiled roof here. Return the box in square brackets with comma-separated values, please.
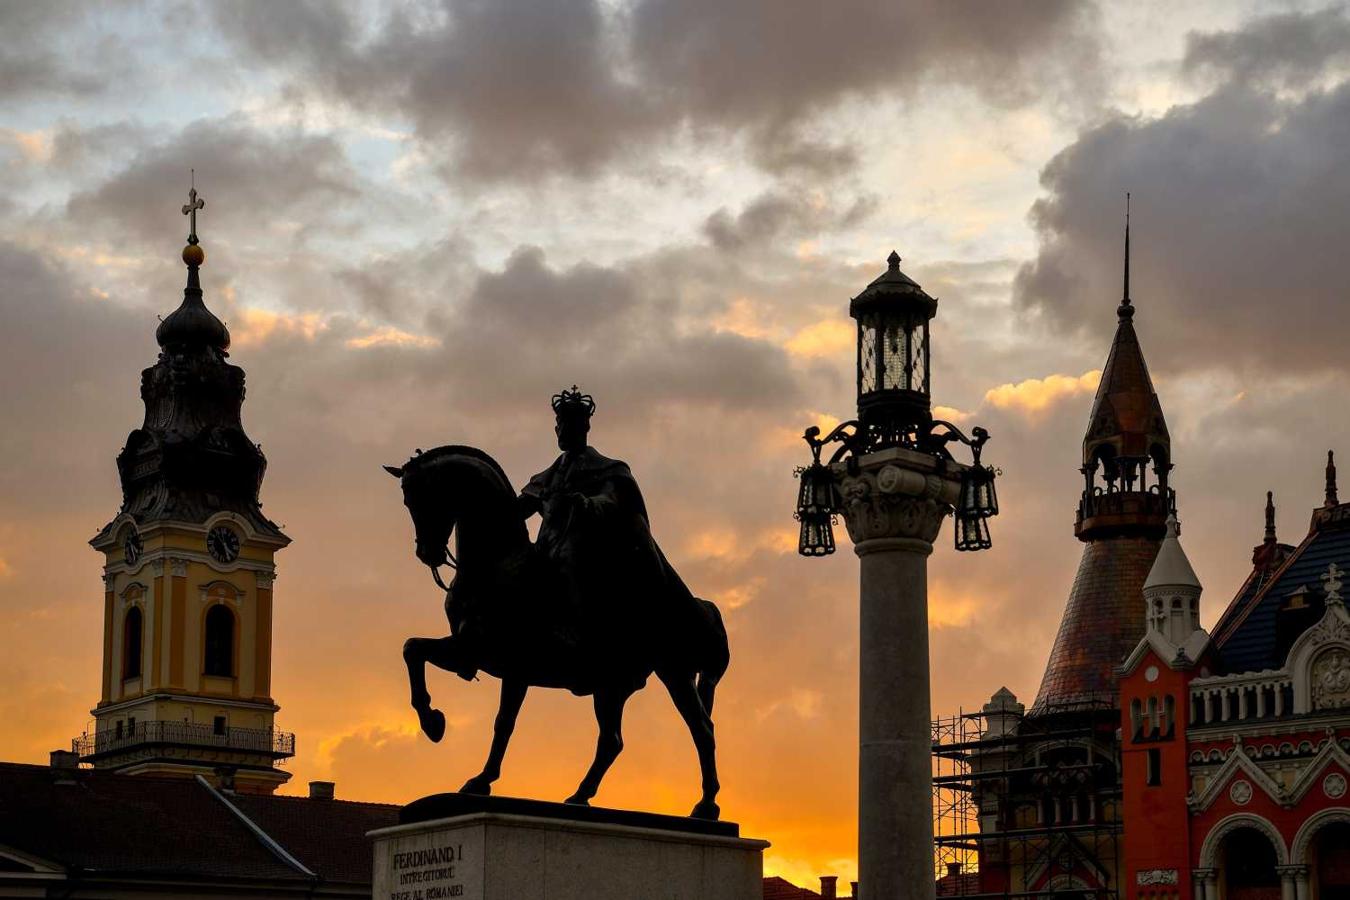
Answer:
[1212, 518, 1350, 673]
[764, 876, 820, 900]
[762, 876, 855, 900]
[231, 791, 398, 885]
[936, 871, 981, 896]
[1033, 536, 1159, 711]
[0, 763, 296, 880]
[0, 763, 395, 888]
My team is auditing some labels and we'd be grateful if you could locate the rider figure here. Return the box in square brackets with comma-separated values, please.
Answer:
[518, 387, 664, 688]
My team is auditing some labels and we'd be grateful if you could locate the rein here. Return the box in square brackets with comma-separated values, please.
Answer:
[429, 541, 458, 591]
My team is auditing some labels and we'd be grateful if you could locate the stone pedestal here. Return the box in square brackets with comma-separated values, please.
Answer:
[837, 447, 963, 900]
[369, 795, 768, 900]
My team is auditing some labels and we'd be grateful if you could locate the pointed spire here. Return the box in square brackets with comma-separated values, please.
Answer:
[1118, 192, 1133, 320]
[1264, 490, 1277, 541]
[1327, 450, 1339, 507]
[1080, 198, 1169, 481]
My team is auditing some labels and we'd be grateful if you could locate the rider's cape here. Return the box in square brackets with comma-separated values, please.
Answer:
[521, 447, 701, 686]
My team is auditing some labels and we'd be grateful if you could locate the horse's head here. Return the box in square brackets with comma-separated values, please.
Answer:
[385, 454, 457, 570]
[384, 446, 523, 579]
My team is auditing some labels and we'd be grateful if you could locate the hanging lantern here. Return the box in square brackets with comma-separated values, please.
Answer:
[850, 251, 937, 448]
[795, 462, 839, 557]
[955, 463, 998, 551]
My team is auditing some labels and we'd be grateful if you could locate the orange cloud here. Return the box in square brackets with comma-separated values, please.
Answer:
[230, 307, 327, 347]
[785, 319, 853, 360]
[1, 128, 52, 163]
[711, 296, 774, 340]
[933, 404, 971, 424]
[0, 558, 12, 579]
[684, 527, 798, 564]
[983, 369, 1101, 418]
[345, 326, 441, 350]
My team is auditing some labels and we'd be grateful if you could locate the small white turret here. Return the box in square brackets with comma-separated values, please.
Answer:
[981, 687, 1023, 739]
[1143, 515, 1203, 647]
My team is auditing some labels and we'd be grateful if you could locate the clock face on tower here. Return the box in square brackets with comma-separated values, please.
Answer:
[207, 525, 241, 564]
[123, 530, 142, 565]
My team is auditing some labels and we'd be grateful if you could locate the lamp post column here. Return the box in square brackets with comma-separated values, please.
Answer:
[837, 447, 963, 900]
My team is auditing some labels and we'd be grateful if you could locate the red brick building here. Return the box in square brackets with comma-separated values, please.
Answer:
[1120, 482, 1350, 900]
[932, 227, 1350, 899]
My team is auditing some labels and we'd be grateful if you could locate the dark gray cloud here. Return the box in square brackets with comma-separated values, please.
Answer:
[702, 189, 877, 252]
[208, 0, 1096, 182]
[1183, 4, 1350, 89]
[0, 242, 149, 513]
[1015, 7, 1350, 375]
[66, 117, 361, 249]
[0, 2, 120, 104]
[436, 244, 804, 423]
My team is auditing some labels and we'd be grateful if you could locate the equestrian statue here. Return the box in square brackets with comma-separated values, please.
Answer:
[386, 387, 729, 819]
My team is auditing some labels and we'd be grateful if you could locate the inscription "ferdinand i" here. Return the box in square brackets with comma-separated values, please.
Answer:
[388, 843, 466, 900]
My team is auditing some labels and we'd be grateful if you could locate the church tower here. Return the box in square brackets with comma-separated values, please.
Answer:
[1033, 201, 1175, 713]
[76, 184, 293, 793]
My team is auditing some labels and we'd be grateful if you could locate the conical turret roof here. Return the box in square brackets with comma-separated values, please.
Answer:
[1082, 310, 1169, 462]
[1082, 200, 1169, 466]
[1144, 516, 1201, 591]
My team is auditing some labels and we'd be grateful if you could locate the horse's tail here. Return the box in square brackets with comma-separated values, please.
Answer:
[695, 598, 729, 715]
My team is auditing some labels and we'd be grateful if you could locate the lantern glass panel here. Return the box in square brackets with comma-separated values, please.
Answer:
[798, 514, 836, 557]
[912, 322, 928, 394]
[955, 512, 991, 552]
[859, 319, 878, 393]
[976, 473, 998, 517]
[882, 320, 910, 391]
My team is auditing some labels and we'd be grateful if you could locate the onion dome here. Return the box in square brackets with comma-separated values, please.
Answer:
[156, 244, 230, 352]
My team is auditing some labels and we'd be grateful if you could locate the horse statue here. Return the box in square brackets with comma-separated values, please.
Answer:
[386, 444, 729, 820]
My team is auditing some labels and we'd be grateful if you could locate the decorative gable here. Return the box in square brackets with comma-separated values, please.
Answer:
[1189, 739, 1285, 812]
[1286, 738, 1350, 804]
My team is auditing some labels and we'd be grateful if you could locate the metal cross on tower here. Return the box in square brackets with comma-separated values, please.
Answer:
[182, 170, 205, 245]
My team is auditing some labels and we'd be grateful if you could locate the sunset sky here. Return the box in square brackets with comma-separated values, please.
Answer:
[3, 0, 1350, 886]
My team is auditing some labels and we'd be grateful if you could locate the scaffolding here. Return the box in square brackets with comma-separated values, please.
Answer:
[932, 701, 1124, 899]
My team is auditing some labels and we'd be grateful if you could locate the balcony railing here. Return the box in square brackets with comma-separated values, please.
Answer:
[1077, 486, 1175, 523]
[1189, 670, 1294, 726]
[73, 721, 295, 761]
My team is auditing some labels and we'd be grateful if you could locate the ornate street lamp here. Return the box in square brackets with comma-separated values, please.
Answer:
[795, 252, 999, 554]
[792, 251, 999, 898]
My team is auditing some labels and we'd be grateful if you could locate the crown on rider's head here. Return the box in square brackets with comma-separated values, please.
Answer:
[551, 385, 596, 419]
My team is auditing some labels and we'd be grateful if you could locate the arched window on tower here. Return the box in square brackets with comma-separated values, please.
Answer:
[123, 607, 143, 679]
[204, 605, 235, 677]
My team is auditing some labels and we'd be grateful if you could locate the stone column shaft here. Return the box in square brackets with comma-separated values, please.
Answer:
[838, 449, 962, 900]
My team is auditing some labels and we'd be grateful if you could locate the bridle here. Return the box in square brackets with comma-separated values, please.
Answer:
[429, 538, 458, 591]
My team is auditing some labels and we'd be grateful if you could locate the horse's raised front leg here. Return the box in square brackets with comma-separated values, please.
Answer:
[403, 636, 456, 742]
[461, 679, 528, 795]
[564, 688, 633, 807]
[661, 670, 720, 820]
